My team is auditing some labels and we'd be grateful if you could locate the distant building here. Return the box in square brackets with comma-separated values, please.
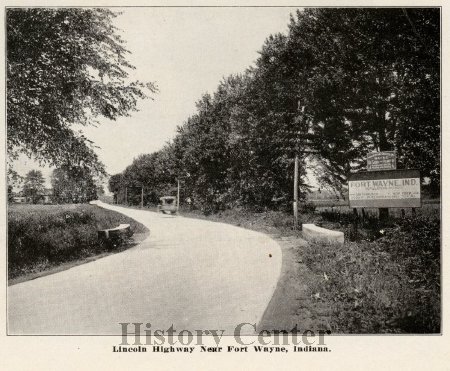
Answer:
[40, 188, 53, 204]
[11, 189, 53, 204]
[12, 193, 27, 203]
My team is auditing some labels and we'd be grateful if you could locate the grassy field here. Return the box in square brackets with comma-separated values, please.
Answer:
[315, 199, 440, 218]
[8, 204, 148, 281]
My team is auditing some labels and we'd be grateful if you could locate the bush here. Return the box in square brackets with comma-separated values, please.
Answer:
[300, 202, 316, 213]
[302, 215, 440, 333]
[8, 204, 148, 279]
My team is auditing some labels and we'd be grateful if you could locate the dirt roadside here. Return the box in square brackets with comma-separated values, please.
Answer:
[257, 235, 332, 334]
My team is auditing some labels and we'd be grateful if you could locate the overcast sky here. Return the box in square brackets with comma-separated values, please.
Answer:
[14, 7, 301, 186]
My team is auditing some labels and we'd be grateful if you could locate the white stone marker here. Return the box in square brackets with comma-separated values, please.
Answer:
[302, 224, 345, 244]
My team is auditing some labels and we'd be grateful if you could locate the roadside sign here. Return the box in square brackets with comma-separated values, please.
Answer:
[348, 169, 421, 208]
[367, 151, 396, 171]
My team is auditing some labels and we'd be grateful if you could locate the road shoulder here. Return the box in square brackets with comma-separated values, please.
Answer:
[257, 235, 332, 333]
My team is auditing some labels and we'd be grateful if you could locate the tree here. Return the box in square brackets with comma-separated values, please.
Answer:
[7, 8, 157, 174]
[108, 173, 123, 201]
[7, 168, 23, 203]
[284, 8, 440, 194]
[96, 185, 105, 196]
[51, 166, 98, 203]
[23, 170, 45, 204]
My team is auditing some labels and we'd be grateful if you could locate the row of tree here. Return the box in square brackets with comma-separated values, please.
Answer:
[9, 168, 103, 204]
[108, 8, 439, 212]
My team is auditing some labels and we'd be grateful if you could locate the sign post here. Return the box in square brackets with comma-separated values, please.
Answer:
[366, 151, 397, 219]
[177, 179, 180, 213]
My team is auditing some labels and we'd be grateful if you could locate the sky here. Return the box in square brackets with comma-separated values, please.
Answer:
[13, 7, 302, 187]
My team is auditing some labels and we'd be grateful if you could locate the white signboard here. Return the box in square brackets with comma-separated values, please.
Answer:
[348, 170, 421, 208]
[367, 151, 396, 171]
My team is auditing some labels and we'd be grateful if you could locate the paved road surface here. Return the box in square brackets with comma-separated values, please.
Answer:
[8, 201, 282, 335]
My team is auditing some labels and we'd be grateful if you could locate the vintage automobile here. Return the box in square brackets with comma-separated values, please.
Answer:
[157, 196, 178, 215]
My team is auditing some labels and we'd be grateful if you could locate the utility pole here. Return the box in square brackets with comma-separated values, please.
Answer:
[293, 155, 299, 229]
[125, 187, 127, 205]
[282, 102, 316, 230]
[141, 186, 144, 208]
[177, 179, 180, 213]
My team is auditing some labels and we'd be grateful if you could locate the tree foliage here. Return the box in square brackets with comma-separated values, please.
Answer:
[22, 170, 46, 204]
[286, 8, 440, 193]
[7, 8, 156, 174]
[110, 8, 440, 211]
[51, 166, 98, 203]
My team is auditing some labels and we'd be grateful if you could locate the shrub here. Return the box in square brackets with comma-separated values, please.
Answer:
[302, 215, 440, 333]
[300, 202, 316, 213]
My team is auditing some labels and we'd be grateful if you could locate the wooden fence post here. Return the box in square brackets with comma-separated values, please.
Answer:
[353, 208, 358, 239]
[379, 207, 389, 221]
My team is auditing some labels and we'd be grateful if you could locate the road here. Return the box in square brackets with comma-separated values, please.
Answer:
[8, 201, 282, 335]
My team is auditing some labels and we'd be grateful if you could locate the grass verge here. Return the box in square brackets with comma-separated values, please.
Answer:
[8, 204, 149, 283]
[302, 215, 440, 333]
